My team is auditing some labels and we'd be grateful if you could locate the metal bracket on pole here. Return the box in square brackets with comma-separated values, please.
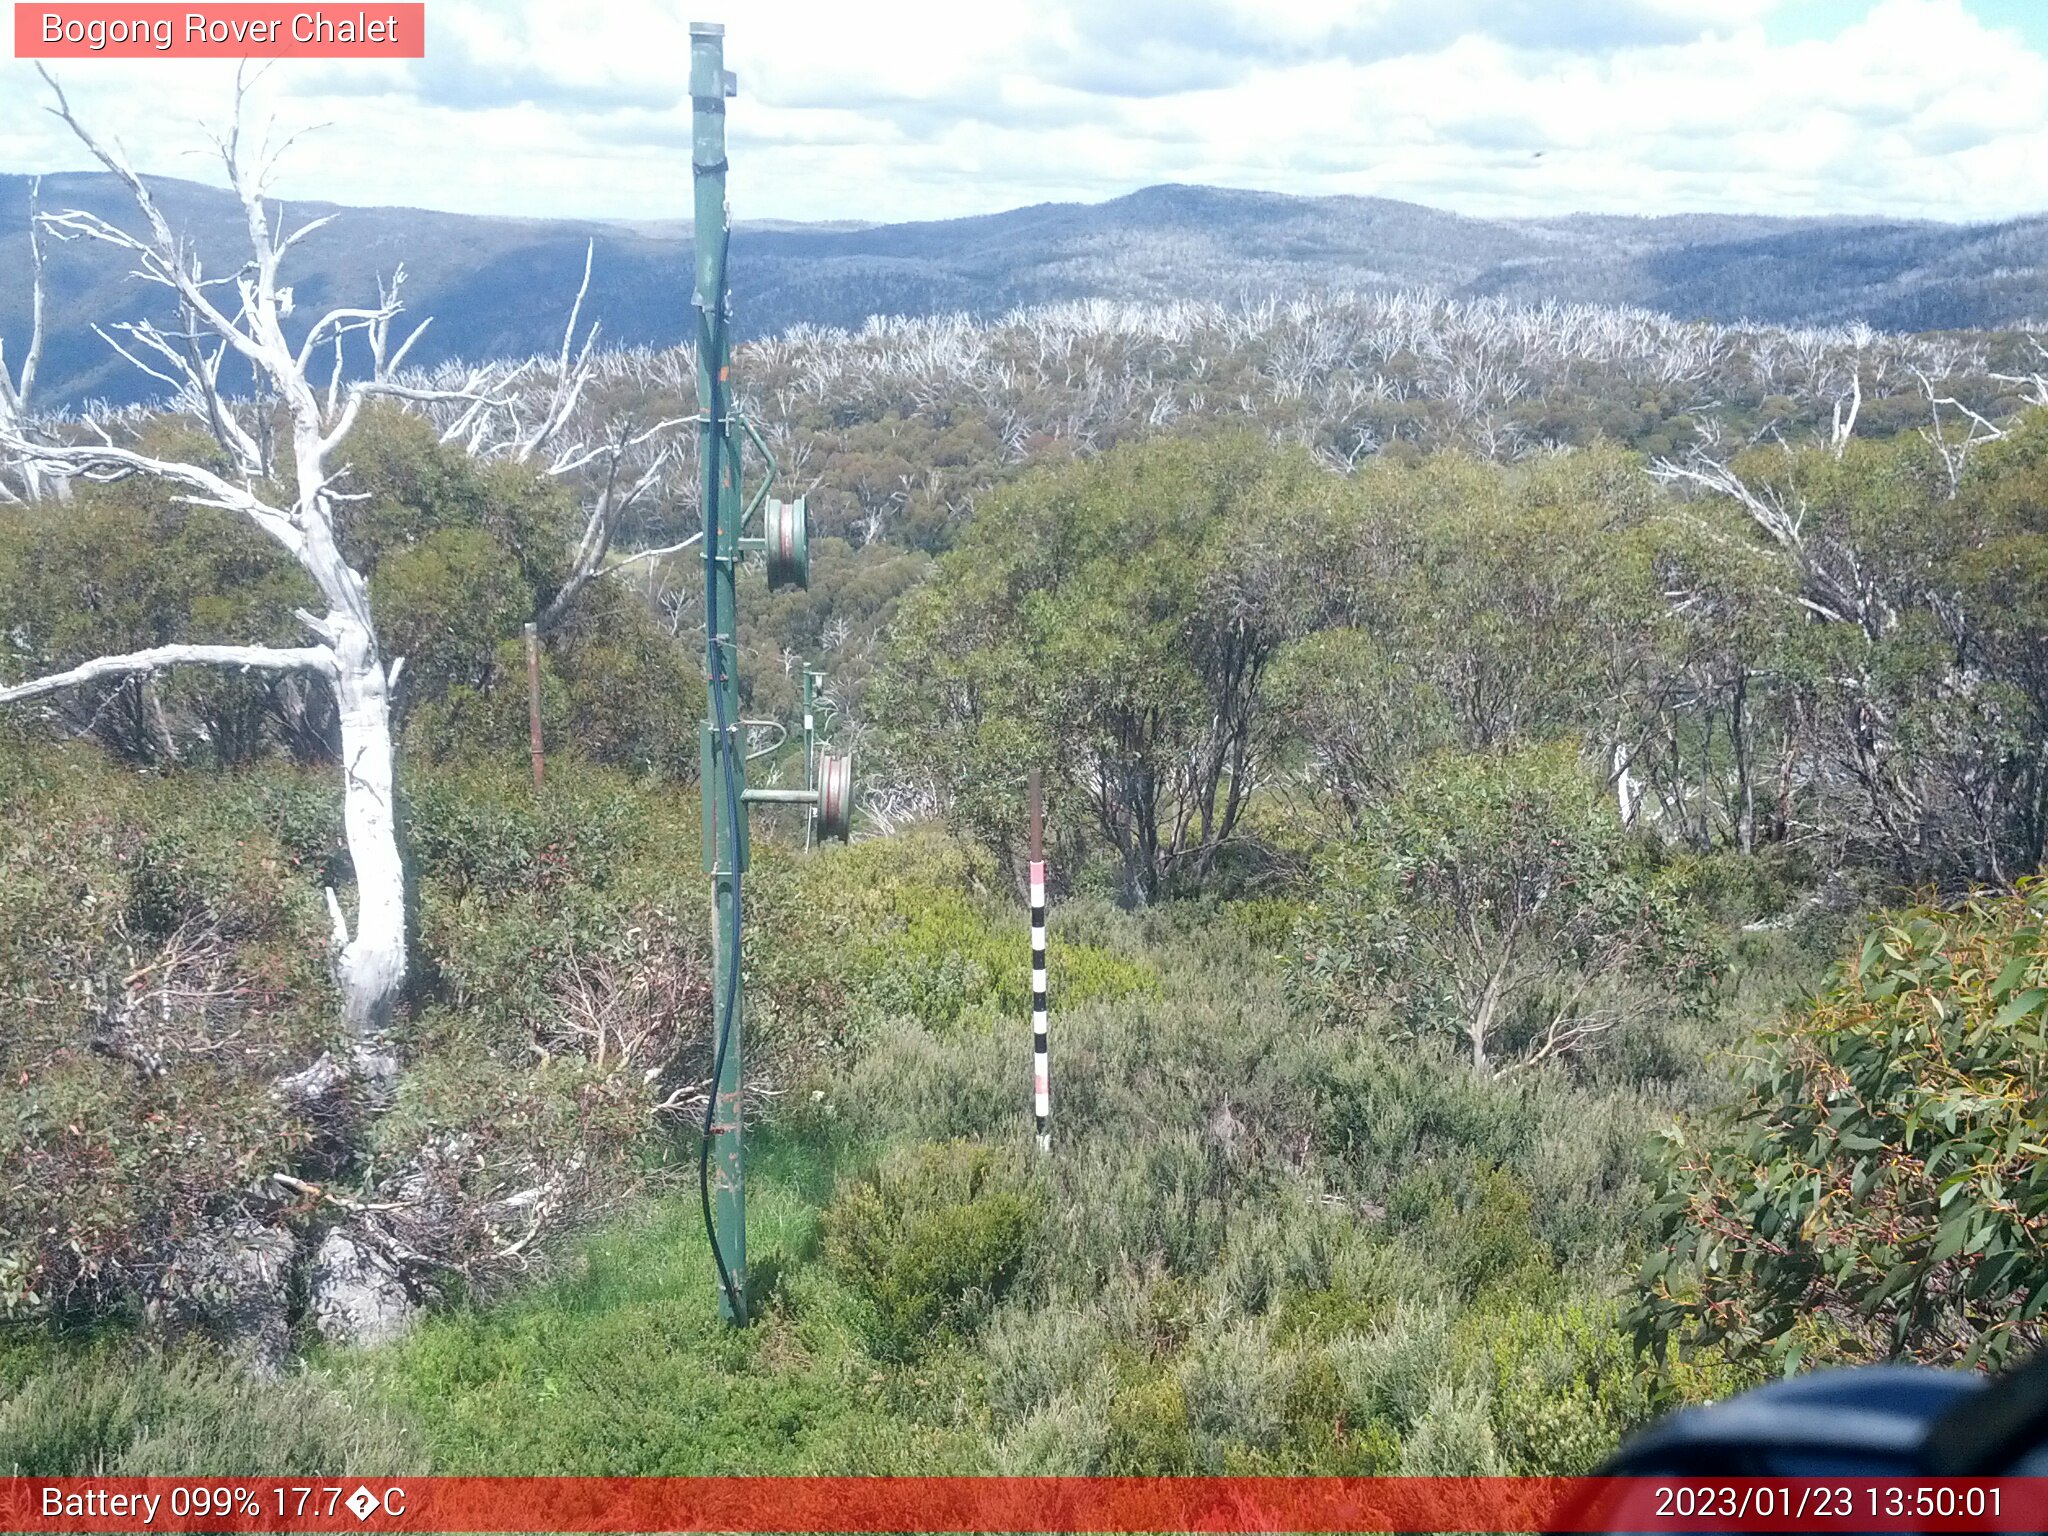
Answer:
[738, 414, 778, 524]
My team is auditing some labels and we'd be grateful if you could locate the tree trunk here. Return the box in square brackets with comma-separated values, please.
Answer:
[1731, 672, 1756, 856]
[1612, 740, 1638, 825]
[1121, 850, 1152, 910]
[331, 618, 406, 1040]
[1470, 966, 1506, 1073]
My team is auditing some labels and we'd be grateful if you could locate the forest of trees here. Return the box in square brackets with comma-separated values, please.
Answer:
[4, 137, 2048, 1473]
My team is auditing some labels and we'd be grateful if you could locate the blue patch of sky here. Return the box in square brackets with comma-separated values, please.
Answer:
[1763, 0, 2048, 49]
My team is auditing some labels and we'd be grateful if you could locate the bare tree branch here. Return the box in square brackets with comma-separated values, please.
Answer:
[535, 429, 680, 633]
[0, 175, 52, 501]
[603, 531, 704, 576]
[0, 431, 310, 556]
[1650, 451, 1804, 551]
[0, 643, 334, 706]
[1912, 364, 2005, 498]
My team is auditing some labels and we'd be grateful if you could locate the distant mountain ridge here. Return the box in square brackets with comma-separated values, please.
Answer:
[2, 173, 2042, 409]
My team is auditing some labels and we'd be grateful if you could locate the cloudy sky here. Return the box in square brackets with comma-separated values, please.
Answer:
[3, 0, 2046, 226]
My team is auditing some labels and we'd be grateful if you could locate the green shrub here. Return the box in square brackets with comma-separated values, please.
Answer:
[1271, 1255, 1396, 1344]
[0, 1339, 423, 1475]
[1324, 1301, 1458, 1436]
[1636, 880, 2048, 1370]
[0, 747, 338, 1320]
[1413, 1165, 1561, 1305]
[1291, 742, 1715, 1075]
[1226, 895, 1308, 960]
[1048, 1133, 1230, 1284]
[823, 1142, 1041, 1358]
[1139, 1273, 1206, 1357]
[1276, 1352, 1400, 1474]
[829, 850, 1158, 1033]
[981, 1298, 1116, 1425]
[1396, 1378, 1505, 1474]
[991, 1391, 1110, 1475]
[1211, 1196, 1352, 1316]
[1455, 1297, 1657, 1474]
[1103, 1370, 1197, 1474]
[404, 759, 708, 1069]
[1175, 1319, 1286, 1463]
[406, 759, 649, 900]
[234, 771, 349, 887]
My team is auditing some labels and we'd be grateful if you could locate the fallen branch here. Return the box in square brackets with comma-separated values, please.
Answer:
[268, 1172, 411, 1213]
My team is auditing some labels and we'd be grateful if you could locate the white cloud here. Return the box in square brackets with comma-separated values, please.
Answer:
[0, 0, 2043, 225]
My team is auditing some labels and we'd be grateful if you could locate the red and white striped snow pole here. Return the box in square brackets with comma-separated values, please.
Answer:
[1028, 768, 1050, 1152]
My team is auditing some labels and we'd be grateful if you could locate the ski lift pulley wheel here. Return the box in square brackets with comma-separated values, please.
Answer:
[816, 751, 854, 842]
[765, 497, 809, 591]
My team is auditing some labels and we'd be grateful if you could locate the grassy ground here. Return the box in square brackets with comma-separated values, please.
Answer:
[4, 839, 1819, 1478]
[344, 1129, 991, 1476]
[1, 1124, 986, 1477]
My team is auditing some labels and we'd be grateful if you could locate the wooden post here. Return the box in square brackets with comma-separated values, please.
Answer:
[525, 621, 545, 790]
[1028, 768, 1049, 1152]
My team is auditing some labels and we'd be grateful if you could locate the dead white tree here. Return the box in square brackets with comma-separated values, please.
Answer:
[0, 70, 496, 1046]
[1648, 450, 1890, 633]
[1829, 365, 1862, 458]
[1912, 364, 2006, 498]
[533, 413, 688, 631]
[1990, 336, 2048, 408]
[437, 243, 692, 633]
[0, 176, 53, 504]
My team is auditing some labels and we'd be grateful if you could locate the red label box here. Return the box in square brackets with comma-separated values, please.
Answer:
[6, 1476, 2048, 1533]
[14, 4, 425, 58]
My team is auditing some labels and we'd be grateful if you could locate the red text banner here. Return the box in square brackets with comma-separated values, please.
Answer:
[14, 5, 425, 58]
[4, 1476, 2044, 1533]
